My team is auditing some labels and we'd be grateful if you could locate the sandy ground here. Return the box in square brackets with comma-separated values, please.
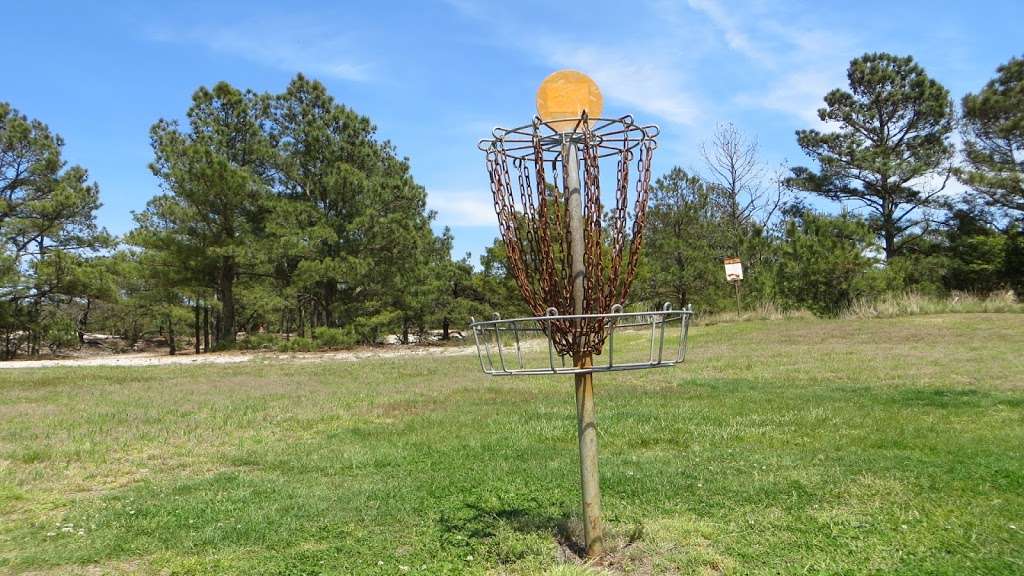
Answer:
[0, 344, 483, 369]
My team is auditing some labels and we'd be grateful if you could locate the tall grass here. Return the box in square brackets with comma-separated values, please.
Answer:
[694, 301, 813, 325]
[843, 290, 1023, 319]
[682, 291, 1022, 326]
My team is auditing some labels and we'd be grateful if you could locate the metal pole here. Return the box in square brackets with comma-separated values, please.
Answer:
[564, 135, 604, 558]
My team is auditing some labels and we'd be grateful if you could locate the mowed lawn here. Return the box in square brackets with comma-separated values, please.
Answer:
[1, 314, 1022, 575]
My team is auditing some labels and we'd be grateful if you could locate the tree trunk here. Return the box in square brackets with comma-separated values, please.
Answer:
[194, 302, 201, 355]
[168, 315, 176, 356]
[28, 297, 40, 356]
[203, 306, 210, 352]
[78, 298, 92, 344]
[218, 257, 237, 344]
[881, 197, 897, 260]
[442, 317, 450, 341]
[883, 226, 897, 260]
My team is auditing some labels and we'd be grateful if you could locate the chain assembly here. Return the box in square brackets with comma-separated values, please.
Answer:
[480, 114, 658, 359]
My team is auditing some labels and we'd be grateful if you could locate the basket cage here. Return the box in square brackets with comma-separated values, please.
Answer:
[477, 114, 662, 361]
[470, 303, 693, 376]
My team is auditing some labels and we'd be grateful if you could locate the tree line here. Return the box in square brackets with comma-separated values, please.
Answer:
[636, 53, 1023, 316]
[2, 53, 1022, 358]
[1, 75, 502, 358]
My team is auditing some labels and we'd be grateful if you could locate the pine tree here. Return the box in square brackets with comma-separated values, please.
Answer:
[786, 53, 955, 259]
[959, 56, 1024, 215]
[0, 102, 111, 357]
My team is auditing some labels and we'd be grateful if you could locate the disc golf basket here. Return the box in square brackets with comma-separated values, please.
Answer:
[470, 71, 694, 559]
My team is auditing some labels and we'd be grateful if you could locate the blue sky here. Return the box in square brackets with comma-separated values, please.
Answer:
[3, 1, 1021, 262]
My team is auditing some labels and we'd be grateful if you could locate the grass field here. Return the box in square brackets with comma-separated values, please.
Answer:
[1, 314, 1022, 575]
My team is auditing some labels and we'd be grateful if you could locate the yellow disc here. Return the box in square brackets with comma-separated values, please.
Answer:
[536, 70, 603, 132]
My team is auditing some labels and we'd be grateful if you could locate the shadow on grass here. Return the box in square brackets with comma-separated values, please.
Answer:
[439, 501, 587, 560]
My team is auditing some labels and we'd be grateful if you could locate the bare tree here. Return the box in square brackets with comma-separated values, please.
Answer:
[701, 122, 782, 253]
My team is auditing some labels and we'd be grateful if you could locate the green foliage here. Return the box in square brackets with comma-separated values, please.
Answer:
[870, 253, 947, 296]
[635, 166, 778, 314]
[959, 56, 1024, 215]
[132, 82, 271, 346]
[1004, 224, 1024, 295]
[475, 239, 530, 317]
[351, 310, 402, 344]
[43, 315, 78, 353]
[240, 333, 278, 350]
[776, 210, 879, 316]
[636, 168, 731, 310]
[276, 336, 315, 353]
[0, 102, 112, 358]
[943, 209, 1007, 293]
[128, 75, 462, 349]
[312, 326, 357, 349]
[786, 53, 955, 259]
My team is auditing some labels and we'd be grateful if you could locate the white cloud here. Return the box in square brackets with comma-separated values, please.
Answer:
[150, 18, 373, 82]
[427, 190, 496, 227]
[444, 1, 703, 127]
[686, 0, 771, 65]
[693, 4, 858, 126]
[541, 42, 700, 126]
[735, 67, 834, 125]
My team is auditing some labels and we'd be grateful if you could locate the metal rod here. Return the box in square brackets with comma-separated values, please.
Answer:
[608, 304, 622, 368]
[512, 320, 524, 369]
[546, 315, 556, 373]
[681, 305, 692, 361]
[657, 303, 669, 363]
[480, 324, 495, 373]
[470, 319, 488, 373]
[649, 314, 657, 364]
[492, 315, 508, 373]
[470, 308, 680, 326]
[483, 361, 679, 376]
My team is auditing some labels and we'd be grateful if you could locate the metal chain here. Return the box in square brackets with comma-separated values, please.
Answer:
[483, 118, 656, 358]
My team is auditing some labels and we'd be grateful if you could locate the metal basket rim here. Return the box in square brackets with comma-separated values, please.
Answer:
[469, 303, 694, 376]
[477, 115, 660, 160]
[470, 302, 693, 328]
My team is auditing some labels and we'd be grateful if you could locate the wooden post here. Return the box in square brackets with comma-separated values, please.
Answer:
[564, 136, 604, 558]
[734, 280, 742, 317]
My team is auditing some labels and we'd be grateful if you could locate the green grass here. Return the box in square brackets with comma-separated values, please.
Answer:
[1, 314, 1022, 575]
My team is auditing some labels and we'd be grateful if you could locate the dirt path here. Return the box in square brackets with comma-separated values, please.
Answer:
[0, 344, 483, 369]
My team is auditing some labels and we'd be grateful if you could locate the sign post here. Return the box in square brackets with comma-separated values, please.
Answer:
[724, 257, 743, 316]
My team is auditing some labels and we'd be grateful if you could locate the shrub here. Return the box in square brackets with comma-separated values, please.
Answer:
[45, 317, 79, 353]
[312, 326, 357, 349]
[352, 311, 401, 345]
[776, 211, 878, 316]
[240, 333, 278, 350]
[276, 337, 315, 353]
